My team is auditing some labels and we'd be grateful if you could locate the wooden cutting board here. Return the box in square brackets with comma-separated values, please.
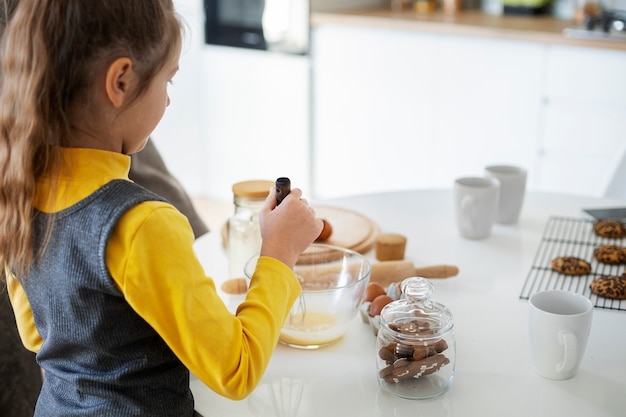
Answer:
[313, 205, 378, 254]
[221, 205, 378, 256]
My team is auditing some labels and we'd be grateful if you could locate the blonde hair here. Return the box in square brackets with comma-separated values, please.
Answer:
[0, 0, 183, 277]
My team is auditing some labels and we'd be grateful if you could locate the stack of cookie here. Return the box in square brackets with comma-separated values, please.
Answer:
[550, 219, 626, 300]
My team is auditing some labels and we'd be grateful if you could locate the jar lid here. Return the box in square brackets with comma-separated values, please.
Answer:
[379, 277, 454, 339]
[232, 180, 274, 198]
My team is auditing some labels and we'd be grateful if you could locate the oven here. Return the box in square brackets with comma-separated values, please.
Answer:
[203, 0, 310, 54]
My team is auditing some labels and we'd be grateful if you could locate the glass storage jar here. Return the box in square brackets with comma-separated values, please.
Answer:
[227, 180, 274, 278]
[376, 277, 455, 399]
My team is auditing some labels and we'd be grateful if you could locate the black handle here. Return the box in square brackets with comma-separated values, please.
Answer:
[275, 177, 291, 206]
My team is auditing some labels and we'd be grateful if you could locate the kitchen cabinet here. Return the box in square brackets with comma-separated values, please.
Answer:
[432, 36, 543, 188]
[538, 45, 626, 196]
[312, 24, 543, 199]
[312, 26, 440, 198]
[153, 2, 626, 202]
[199, 46, 311, 201]
[311, 23, 626, 199]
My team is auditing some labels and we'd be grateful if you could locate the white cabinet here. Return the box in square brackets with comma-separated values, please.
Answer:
[312, 25, 543, 199]
[538, 45, 626, 196]
[311, 24, 626, 199]
[433, 36, 543, 185]
[312, 26, 440, 199]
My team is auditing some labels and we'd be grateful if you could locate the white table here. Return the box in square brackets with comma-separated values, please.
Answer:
[190, 190, 626, 417]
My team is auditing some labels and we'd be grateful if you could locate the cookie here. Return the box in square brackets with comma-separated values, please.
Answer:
[550, 256, 591, 275]
[594, 245, 626, 264]
[593, 219, 626, 239]
[589, 275, 626, 300]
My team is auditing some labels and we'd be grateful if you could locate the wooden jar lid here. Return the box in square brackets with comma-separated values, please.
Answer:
[375, 233, 407, 261]
[232, 180, 274, 198]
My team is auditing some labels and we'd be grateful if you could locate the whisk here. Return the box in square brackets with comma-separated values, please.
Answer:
[275, 177, 306, 326]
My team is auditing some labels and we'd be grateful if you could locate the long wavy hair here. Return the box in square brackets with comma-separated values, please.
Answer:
[0, 0, 183, 278]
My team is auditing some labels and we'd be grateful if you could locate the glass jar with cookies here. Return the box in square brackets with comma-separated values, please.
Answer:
[376, 277, 455, 399]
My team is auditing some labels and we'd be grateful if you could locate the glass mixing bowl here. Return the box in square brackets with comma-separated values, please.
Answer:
[245, 244, 371, 349]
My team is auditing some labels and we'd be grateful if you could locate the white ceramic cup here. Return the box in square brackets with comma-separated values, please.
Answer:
[454, 177, 500, 239]
[528, 290, 593, 380]
[484, 165, 527, 224]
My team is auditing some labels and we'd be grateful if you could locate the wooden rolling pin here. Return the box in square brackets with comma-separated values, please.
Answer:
[221, 261, 458, 294]
[370, 261, 459, 287]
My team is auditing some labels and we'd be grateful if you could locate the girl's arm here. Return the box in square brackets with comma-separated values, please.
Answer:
[108, 202, 300, 400]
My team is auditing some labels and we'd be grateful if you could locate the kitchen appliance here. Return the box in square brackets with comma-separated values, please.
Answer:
[203, 0, 309, 54]
[563, 9, 626, 41]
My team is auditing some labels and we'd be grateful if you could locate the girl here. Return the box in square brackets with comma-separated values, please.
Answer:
[0, 1, 322, 416]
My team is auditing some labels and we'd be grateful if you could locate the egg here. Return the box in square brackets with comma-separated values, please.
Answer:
[369, 294, 393, 317]
[364, 282, 386, 302]
[315, 219, 333, 241]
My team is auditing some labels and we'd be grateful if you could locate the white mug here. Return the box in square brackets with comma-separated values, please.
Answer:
[485, 165, 527, 224]
[454, 177, 500, 239]
[528, 290, 593, 380]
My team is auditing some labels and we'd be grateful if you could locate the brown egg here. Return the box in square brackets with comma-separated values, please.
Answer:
[315, 219, 333, 241]
[364, 282, 386, 302]
[369, 294, 393, 317]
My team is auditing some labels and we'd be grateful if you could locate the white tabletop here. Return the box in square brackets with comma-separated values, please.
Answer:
[190, 189, 626, 417]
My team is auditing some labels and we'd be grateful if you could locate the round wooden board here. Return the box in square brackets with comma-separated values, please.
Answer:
[221, 205, 378, 258]
[314, 205, 378, 253]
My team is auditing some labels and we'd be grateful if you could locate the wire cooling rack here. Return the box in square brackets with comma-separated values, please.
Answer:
[519, 216, 625, 311]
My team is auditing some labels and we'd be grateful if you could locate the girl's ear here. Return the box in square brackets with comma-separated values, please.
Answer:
[105, 57, 134, 108]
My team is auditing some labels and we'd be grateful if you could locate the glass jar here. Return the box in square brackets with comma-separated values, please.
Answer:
[227, 180, 274, 278]
[376, 277, 455, 400]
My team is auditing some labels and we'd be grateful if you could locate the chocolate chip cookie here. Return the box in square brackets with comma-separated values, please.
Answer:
[594, 244, 626, 264]
[589, 274, 626, 300]
[551, 256, 591, 275]
[593, 219, 626, 239]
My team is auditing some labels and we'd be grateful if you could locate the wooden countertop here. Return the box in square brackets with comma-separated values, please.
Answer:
[311, 8, 626, 52]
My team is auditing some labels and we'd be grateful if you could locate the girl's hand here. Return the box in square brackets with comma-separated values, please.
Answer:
[258, 186, 323, 269]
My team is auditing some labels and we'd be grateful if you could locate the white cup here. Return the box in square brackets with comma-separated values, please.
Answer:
[454, 177, 500, 239]
[485, 165, 527, 224]
[528, 290, 593, 380]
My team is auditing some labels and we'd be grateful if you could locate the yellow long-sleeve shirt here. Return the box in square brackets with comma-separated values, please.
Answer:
[6, 147, 301, 400]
